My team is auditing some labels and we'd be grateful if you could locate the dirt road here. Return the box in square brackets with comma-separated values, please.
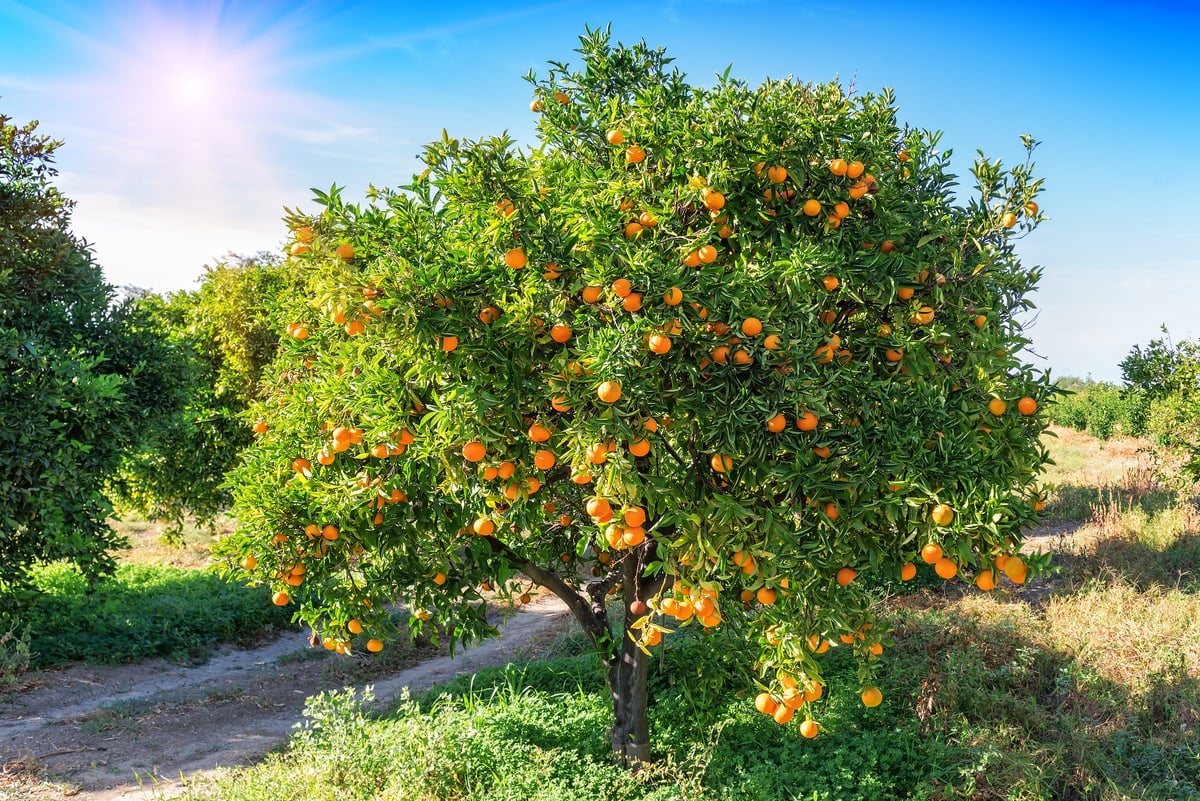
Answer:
[1, 594, 571, 800]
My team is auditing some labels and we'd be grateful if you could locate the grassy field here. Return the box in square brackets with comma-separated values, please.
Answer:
[156, 427, 1199, 801]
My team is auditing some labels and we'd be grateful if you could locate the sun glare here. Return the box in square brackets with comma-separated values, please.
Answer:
[173, 70, 212, 105]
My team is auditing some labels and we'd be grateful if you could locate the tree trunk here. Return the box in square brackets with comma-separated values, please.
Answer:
[608, 552, 652, 769]
[607, 615, 651, 768]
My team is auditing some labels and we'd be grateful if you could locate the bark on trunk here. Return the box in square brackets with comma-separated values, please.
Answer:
[608, 552, 652, 769]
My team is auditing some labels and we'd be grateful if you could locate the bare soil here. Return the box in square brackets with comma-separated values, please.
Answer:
[1, 594, 572, 801]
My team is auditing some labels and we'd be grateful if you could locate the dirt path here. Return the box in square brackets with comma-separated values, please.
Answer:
[1, 594, 572, 800]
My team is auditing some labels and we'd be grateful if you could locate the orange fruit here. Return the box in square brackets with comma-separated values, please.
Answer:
[824, 502, 840, 521]
[682, 250, 701, 268]
[767, 165, 788, 183]
[822, 275, 839, 292]
[885, 348, 904, 362]
[832, 200, 850, 219]
[252, 419, 268, 434]
[528, 422, 552, 442]
[241, 555, 258, 570]
[836, 567, 857, 587]
[900, 562, 917, 581]
[440, 335, 459, 352]
[702, 189, 726, 211]
[920, 543, 943, 564]
[1002, 212, 1018, 228]
[897, 287, 915, 301]
[663, 286, 683, 306]
[554, 90, 570, 104]
[638, 211, 658, 228]
[366, 638, 384, 653]
[605, 129, 625, 145]
[763, 334, 782, 350]
[812, 446, 832, 459]
[550, 323, 572, 343]
[622, 293, 643, 312]
[931, 503, 954, 526]
[624, 221, 643, 239]
[628, 438, 651, 457]
[773, 704, 795, 724]
[648, 334, 671, 354]
[829, 158, 848, 176]
[292, 457, 312, 474]
[799, 719, 820, 739]
[503, 247, 527, 269]
[860, 686, 883, 707]
[756, 586, 777, 605]
[534, 449, 556, 470]
[472, 517, 495, 536]
[934, 558, 958, 579]
[596, 381, 622, 403]
[755, 692, 778, 715]
[796, 411, 819, 431]
[272, 591, 290, 606]
[846, 161, 865, 179]
[581, 285, 603, 303]
[1002, 555, 1028, 584]
[975, 569, 997, 591]
[1017, 396, 1038, 415]
[988, 397, 1008, 416]
[697, 244, 718, 263]
[802, 199, 821, 217]
[625, 144, 646, 164]
[462, 441, 486, 462]
[767, 412, 787, 433]
[711, 453, 733, 473]
[880, 240, 896, 254]
[347, 619, 363, 635]
[479, 305, 500, 324]
[335, 243, 355, 261]
[611, 278, 633, 298]
[741, 317, 763, 336]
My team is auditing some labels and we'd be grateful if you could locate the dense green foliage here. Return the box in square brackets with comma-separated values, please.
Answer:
[112, 254, 291, 537]
[1122, 329, 1200, 483]
[220, 29, 1052, 756]
[0, 112, 182, 596]
[1046, 377, 1148, 439]
[16, 561, 292, 666]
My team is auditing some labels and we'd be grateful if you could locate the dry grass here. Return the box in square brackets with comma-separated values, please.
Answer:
[108, 516, 233, 570]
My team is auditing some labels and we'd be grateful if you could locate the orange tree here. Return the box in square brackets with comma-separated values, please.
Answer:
[222, 29, 1052, 765]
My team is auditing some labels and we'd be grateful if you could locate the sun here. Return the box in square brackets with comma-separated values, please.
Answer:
[172, 69, 212, 106]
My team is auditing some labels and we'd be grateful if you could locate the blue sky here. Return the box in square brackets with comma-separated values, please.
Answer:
[2, 0, 1198, 381]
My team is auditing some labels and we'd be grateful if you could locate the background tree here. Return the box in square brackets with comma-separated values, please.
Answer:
[111, 253, 291, 538]
[0, 112, 179, 597]
[221, 30, 1052, 765]
[1120, 327, 1200, 482]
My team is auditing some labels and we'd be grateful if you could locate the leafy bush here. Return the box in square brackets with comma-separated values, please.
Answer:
[1047, 379, 1148, 439]
[18, 562, 293, 666]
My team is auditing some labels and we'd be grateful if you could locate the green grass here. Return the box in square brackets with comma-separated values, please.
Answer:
[15, 562, 293, 666]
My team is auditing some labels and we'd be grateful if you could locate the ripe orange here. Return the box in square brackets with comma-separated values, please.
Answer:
[550, 323, 572, 343]
[767, 412, 787, 433]
[625, 144, 646, 164]
[504, 247, 527, 269]
[479, 305, 500, 324]
[252, 419, 268, 434]
[440, 335, 459, 352]
[832, 200, 850, 219]
[622, 293, 643, 312]
[638, 211, 658, 228]
[697, 244, 718, 264]
[597, 380, 622, 403]
[624, 221, 643, 239]
[682, 250, 701, 267]
[241, 555, 258, 570]
[533, 449, 556, 470]
[1017, 396, 1038, 415]
[975, 569, 997, 591]
[702, 189, 726, 211]
[829, 158, 848, 176]
[290, 323, 310, 340]
[755, 692, 778, 715]
[836, 567, 857, 587]
[920, 543, 943, 564]
[292, 457, 312, 474]
[900, 562, 917, 581]
[880, 240, 896, 254]
[272, 591, 290, 606]
[628, 438, 651, 457]
[756, 586, 777, 605]
[711, 453, 733, 473]
[885, 348, 904, 362]
[347, 619, 363, 635]
[773, 704, 796, 724]
[663, 286, 684, 306]
[611, 278, 633, 298]
[799, 719, 820, 739]
[472, 517, 495, 536]
[934, 557, 958, 579]
[335, 243, 355, 261]
[988, 397, 1008, 416]
[366, 638, 384, 653]
[1002, 212, 1018, 228]
[648, 334, 671, 354]
[796, 411, 819, 431]
[846, 161, 865, 179]
[861, 686, 883, 707]
[1024, 201, 1039, 215]
[822, 275, 839, 292]
[741, 317, 763, 337]
[897, 287, 915, 301]
[581, 285, 603, 303]
[802, 199, 821, 217]
[812, 446, 832, 459]
[767, 165, 788, 183]
[462, 441, 486, 462]
[1002, 555, 1028, 584]
[931, 503, 954, 526]
[605, 129, 625, 145]
[824, 502, 840, 521]
[763, 334, 782, 350]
